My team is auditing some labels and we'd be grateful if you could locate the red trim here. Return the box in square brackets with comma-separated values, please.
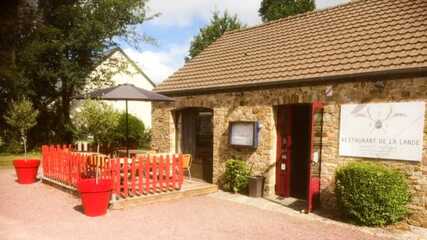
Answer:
[275, 106, 292, 197]
[275, 108, 283, 196]
[285, 108, 292, 197]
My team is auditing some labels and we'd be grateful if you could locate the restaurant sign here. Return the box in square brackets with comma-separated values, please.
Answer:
[339, 101, 425, 161]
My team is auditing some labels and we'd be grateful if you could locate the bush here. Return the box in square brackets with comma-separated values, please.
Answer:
[112, 113, 151, 148]
[223, 159, 251, 193]
[4, 98, 39, 157]
[335, 162, 410, 226]
[72, 100, 120, 146]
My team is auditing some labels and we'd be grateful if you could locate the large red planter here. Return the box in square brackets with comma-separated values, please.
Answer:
[77, 178, 112, 217]
[13, 159, 40, 184]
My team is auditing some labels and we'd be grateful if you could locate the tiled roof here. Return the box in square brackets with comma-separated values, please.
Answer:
[155, 0, 427, 94]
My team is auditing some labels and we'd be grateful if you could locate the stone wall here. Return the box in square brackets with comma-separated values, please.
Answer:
[152, 75, 427, 226]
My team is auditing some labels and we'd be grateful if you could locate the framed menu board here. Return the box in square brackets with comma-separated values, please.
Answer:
[229, 121, 259, 148]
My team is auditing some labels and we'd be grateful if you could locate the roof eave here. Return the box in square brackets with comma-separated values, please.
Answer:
[155, 66, 427, 96]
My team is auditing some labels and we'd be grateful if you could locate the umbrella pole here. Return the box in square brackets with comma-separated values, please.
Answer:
[126, 100, 129, 158]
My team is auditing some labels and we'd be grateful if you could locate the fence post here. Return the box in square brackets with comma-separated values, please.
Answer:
[41, 145, 45, 178]
[152, 155, 158, 192]
[158, 155, 164, 192]
[131, 158, 136, 196]
[171, 154, 177, 189]
[178, 154, 184, 189]
[138, 156, 143, 195]
[67, 150, 71, 185]
[145, 157, 150, 194]
[123, 158, 128, 198]
[166, 155, 170, 190]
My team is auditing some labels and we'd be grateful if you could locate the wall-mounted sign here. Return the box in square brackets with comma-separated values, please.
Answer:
[229, 121, 259, 148]
[339, 101, 425, 161]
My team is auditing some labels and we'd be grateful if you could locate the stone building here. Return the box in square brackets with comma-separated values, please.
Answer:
[151, 0, 427, 226]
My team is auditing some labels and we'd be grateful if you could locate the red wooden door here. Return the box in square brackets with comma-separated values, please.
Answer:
[306, 101, 324, 212]
[275, 106, 292, 197]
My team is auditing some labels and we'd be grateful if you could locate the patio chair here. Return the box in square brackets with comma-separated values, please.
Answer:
[182, 154, 192, 181]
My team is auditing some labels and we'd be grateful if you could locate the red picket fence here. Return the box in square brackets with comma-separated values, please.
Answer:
[110, 155, 184, 198]
[41, 145, 185, 199]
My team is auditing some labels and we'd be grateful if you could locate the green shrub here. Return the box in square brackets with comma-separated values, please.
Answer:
[223, 159, 251, 193]
[4, 98, 39, 158]
[72, 100, 120, 146]
[112, 113, 151, 148]
[335, 162, 410, 226]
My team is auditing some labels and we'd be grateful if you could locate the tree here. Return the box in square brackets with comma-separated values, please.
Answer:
[186, 11, 244, 61]
[113, 113, 151, 149]
[259, 0, 315, 22]
[72, 100, 120, 151]
[11, 0, 150, 144]
[4, 98, 39, 159]
[0, 1, 36, 140]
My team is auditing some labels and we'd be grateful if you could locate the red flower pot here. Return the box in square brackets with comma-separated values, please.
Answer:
[78, 178, 112, 217]
[13, 159, 40, 184]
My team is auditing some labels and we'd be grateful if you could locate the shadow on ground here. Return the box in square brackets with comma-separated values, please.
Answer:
[73, 205, 85, 215]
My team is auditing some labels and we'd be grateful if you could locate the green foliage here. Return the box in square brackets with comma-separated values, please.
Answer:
[3, 138, 23, 154]
[4, 98, 39, 157]
[4, 98, 39, 136]
[259, 0, 315, 22]
[335, 162, 410, 226]
[2, 0, 150, 143]
[72, 100, 120, 146]
[187, 11, 244, 60]
[223, 159, 251, 193]
[113, 113, 151, 148]
[72, 101, 150, 150]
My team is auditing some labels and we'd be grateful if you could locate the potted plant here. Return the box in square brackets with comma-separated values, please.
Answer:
[4, 98, 40, 184]
[223, 159, 251, 193]
[223, 159, 265, 197]
[77, 158, 112, 217]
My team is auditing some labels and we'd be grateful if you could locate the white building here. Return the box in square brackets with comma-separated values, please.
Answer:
[86, 47, 155, 128]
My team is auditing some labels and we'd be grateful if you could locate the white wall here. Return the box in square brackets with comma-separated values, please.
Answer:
[88, 50, 154, 129]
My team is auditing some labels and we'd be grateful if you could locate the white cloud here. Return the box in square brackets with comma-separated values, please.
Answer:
[147, 0, 350, 27]
[147, 0, 262, 27]
[317, 0, 350, 9]
[123, 42, 189, 84]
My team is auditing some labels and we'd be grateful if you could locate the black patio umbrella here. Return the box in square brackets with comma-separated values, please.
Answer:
[75, 83, 174, 156]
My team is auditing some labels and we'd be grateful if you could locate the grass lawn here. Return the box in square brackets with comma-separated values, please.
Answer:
[0, 152, 41, 168]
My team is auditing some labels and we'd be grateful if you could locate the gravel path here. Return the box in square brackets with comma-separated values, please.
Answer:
[0, 169, 393, 240]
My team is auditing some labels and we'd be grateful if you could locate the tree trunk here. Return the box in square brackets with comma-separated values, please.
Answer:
[60, 91, 73, 144]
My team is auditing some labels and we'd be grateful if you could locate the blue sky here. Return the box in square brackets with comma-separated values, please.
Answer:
[119, 0, 350, 84]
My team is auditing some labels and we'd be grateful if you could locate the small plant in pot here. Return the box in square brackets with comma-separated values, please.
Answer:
[223, 159, 251, 193]
[77, 163, 112, 217]
[4, 98, 40, 184]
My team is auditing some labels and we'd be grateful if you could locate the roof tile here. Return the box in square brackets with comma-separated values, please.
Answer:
[156, 0, 427, 93]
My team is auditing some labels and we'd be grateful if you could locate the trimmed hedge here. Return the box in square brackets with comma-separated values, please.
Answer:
[335, 162, 410, 226]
